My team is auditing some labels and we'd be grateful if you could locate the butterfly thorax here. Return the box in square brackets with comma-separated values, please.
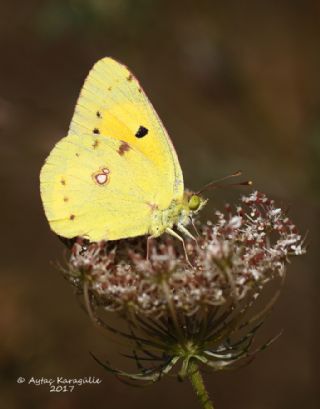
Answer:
[149, 193, 206, 237]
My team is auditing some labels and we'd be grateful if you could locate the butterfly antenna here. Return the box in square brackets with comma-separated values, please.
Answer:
[196, 171, 252, 194]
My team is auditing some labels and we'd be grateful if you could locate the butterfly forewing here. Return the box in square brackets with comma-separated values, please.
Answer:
[69, 58, 184, 203]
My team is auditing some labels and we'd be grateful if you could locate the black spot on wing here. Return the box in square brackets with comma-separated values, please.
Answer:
[135, 126, 148, 138]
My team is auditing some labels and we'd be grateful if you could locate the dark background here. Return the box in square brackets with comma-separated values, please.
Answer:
[1, 1, 319, 408]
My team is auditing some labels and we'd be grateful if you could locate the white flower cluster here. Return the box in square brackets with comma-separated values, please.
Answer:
[68, 192, 305, 317]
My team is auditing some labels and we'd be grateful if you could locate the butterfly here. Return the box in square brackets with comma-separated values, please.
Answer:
[40, 57, 207, 261]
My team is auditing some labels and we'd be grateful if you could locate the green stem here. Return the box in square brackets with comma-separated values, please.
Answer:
[188, 361, 214, 409]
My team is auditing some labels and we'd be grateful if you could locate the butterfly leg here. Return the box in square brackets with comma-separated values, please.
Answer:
[177, 224, 197, 242]
[146, 235, 154, 261]
[178, 224, 200, 252]
[189, 217, 200, 237]
[165, 228, 192, 267]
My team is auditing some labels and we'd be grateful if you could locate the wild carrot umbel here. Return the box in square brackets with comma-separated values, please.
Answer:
[61, 192, 305, 409]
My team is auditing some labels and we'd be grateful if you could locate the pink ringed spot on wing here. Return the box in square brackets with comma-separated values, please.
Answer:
[92, 167, 110, 186]
[96, 174, 108, 184]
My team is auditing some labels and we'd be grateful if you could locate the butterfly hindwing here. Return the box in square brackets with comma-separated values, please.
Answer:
[40, 133, 169, 240]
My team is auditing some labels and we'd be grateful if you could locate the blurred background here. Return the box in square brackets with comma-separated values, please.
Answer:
[1, 0, 319, 408]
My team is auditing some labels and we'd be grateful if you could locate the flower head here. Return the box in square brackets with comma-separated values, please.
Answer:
[63, 192, 305, 383]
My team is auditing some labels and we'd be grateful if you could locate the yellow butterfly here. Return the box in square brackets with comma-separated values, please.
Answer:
[40, 57, 206, 258]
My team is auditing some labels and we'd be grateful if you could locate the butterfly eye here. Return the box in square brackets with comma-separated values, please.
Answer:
[135, 126, 148, 138]
[188, 195, 201, 211]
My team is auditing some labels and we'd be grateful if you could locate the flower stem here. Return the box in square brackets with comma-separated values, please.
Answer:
[188, 361, 214, 409]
